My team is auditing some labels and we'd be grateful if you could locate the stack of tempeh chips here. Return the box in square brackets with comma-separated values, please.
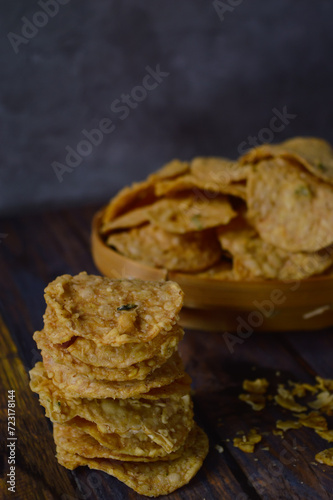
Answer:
[29, 272, 208, 497]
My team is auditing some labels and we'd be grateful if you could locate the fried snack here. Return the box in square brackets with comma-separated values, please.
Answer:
[247, 158, 333, 252]
[241, 137, 333, 185]
[102, 160, 189, 226]
[101, 205, 151, 234]
[193, 260, 234, 280]
[34, 329, 178, 381]
[191, 157, 251, 184]
[242, 378, 269, 394]
[54, 420, 195, 462]
[238, 393, 266, 411]
[297, 412, 328, 431]
[148, 159, 190, 182]
[66, 325, 183, 369]
[315, 448, 333, 466]
[154, 174, 247, 200]
[69, 417, 194, 459]
[30, 273, 208, 497]
[43, 352, 185, 399]
[147, 195, 236, 233]
[274, 385, 307, 413]
[56, 424, 209, 497]
[233, 429, 262, 453]
[218, 222, 333, 280]
[43, 272, 183, 346]
[102, 179, 157, 224]
[107, 223, 222, 272]
[316, 430, 333, 443]
[29, 363, 193, 451]
[30, 362, 192, 415]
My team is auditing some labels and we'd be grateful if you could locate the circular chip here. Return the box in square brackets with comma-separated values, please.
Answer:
[247, 159, 333, 252]
[241, 137, 333, 185]
[107, 223, 222, 272]
[147, 195, 236, 234]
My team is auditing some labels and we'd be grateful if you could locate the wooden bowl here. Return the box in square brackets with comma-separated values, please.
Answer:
[91, 210, 333, 332]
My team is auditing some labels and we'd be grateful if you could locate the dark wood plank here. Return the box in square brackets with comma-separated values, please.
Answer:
[0, 315, 77, 500]
[180, 329, 333, 500]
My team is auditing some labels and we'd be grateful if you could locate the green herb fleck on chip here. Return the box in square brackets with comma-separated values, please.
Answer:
[117, 304, 138, 311]
[191, 214, 203, 230]
[295, 185, 312, 197]
[317, 162, 328, 172]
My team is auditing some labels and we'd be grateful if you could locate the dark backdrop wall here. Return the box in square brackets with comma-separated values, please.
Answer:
[1, 0, 333, 215]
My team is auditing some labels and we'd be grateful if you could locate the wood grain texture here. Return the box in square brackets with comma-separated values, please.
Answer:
[0, 205, 332, 500]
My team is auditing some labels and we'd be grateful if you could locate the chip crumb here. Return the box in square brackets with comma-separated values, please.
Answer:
[308, 391, 333, 415]
[315, 429, 333, 442]
[242, 378, 269, 394]
[276, 371, 281, 377]
[316, 377, 333, 392]
[261, 447, 270, 451]
[239, 393, 266, 411]
[289, 381, 318, 398]
[215, 444, 224, 453]
[274, 385, 307, 412]
[298, 411, 328, 431]
[233, 429, 262, 453]
[276, 420, 302, 432]
[315, 448, 333, 466]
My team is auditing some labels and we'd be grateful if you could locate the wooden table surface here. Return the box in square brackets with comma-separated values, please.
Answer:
[0, 205, 332, 500]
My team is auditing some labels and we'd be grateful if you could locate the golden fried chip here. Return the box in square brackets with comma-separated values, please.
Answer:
[34, 329, 179, 381]
[100, 205, 151, 234]
[297, 411, 328, 431]
[43, 273, 183, 345]
[155, 174, 247, 199]
[316, 377, 333, 392]
[148, 159, 190, 182]
[42, 348, 167, 383]
[247, 158, 333, 252]
[66, 325, 183, 369]
[102, 180, 156, 224]
[30, 362, 193, 451]
[192, 260, 235, 280]
[191, 157, 251, 184]
[147, 195, 236, 234]
[56, 424, 209, 497]
[107, 224, 222, 272]
[289, 381, 318, 398]
[218, 223, 333, 280]
[274, 385, 307, 412]
[316, 430, 333, 443]
[241, 137, 333, 185]
[315, 448, 333, 466]
[30, 362, 191, 417]
[308, 391, 333, 415]
[242, 378, 269, 394]
[276, 420, 302, 432]
[44, 352, 185, 399]
[140, 374, 192, 399]
[54, 420, 193, 461]
[233, 429, 262, 453]
[239, 393, 266, 411]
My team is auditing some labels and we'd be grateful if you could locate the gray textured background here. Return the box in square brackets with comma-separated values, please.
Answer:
[1, 0, 333, 215]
